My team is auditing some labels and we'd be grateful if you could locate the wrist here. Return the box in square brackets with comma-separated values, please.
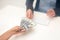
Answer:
[26, 9, 33, 13]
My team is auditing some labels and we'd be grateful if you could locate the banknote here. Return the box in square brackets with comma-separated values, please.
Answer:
[20, 18, 35, 31]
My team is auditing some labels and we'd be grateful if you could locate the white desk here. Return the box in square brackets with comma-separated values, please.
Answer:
[0, 5, 60, 40]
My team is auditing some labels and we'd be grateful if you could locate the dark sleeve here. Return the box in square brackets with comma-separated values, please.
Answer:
[26, 0, 34, 11]
[54, 8, 60, 16]
[55, 0, 60, 8]
[53, 0, 60, 16]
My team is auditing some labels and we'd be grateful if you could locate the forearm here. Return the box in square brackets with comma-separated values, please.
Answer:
[0, 30, 14, 40]
[26, 0, 34, 11]
[0, 26, 24, 40]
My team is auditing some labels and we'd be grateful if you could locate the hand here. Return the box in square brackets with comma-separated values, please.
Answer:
[26, 9, 33, 19]
[9, 26, 26, 35]
[47, 9, 56, 18]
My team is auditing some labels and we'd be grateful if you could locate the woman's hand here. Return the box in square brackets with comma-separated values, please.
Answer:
[10, 26, 25, 35]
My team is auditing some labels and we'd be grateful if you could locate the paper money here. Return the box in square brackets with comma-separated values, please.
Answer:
[20, 18, 35, 31]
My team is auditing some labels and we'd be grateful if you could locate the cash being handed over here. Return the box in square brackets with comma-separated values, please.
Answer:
[20, 17, 35, 31]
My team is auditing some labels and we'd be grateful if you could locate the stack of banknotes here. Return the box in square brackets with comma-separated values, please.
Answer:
[20, 17, 35, 31]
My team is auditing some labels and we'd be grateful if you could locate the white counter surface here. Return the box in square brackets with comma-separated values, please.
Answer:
[0, 5, 60, 40]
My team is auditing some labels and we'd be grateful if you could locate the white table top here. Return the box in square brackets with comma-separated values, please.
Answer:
[0, 5, 60, 40]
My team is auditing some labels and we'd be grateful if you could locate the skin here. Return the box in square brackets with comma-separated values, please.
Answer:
[26, 9, 56, 19]
[0, 26, 25, 40]
[47, 9, 56, 18]
[26, 9, 33, 19]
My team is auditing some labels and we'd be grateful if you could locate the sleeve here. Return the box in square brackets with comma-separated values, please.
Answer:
[54, 8, 60, 16]
[54, 0, 60, 16]
[26, 0, 34, 11]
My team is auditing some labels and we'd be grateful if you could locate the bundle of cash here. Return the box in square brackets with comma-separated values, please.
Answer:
[20, 17, 35, 31]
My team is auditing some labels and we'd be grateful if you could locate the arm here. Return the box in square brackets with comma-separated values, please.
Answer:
[26, 0, 34, 11]
[54, 8, 60, 16]
[54, 0, 60, 16]
[0, 30, 15, 40]
[47, 0, 60, 17]
[26, 0, 34, 19]
[0, 26, 25, 40]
